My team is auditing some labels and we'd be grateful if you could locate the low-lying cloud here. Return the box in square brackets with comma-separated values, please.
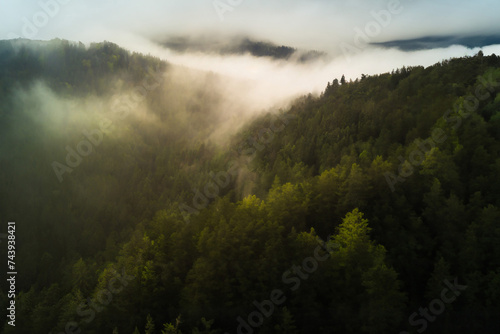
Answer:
[2, 0, 500, 151]
[146, 39, 500, 109]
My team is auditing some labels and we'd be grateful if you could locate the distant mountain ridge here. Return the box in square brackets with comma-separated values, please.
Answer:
[156, 35, 327, 62]
[372, 34, 500, 51]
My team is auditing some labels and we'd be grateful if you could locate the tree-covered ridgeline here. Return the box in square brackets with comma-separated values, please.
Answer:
[1, 39, 500, 333]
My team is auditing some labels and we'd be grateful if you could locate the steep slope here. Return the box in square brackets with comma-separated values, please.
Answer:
[1, 39, 500, 333]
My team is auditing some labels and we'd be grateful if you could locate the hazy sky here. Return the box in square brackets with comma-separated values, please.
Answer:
[2, 0, 500, 103]
[2, 0, 500, 51]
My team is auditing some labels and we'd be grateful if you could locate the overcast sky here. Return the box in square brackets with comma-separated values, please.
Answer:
[2, 0, 500, 102]
[2, 0, 500, 50]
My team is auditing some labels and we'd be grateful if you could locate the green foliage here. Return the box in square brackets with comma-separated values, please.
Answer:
[1, 39, 500, 333]
[161, 315, 182, 334]
[191, 317, 217, 334]
[273, 307, 298, 334]
[145, 314, 155, 334]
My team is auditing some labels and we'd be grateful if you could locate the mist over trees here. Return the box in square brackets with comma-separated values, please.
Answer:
[157, 36, 326, 63]
[1, 39, 500, 333]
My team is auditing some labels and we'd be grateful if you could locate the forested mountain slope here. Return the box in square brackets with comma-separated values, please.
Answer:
[1, 39, 500, 333]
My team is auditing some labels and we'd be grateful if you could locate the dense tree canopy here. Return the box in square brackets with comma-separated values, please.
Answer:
[1, 39, 500, 333]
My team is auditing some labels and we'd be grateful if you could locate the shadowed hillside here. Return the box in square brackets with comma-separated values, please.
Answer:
[1, 39, 500, 333]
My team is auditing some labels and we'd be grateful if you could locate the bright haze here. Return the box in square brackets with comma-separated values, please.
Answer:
[2, 0, 500, 106]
